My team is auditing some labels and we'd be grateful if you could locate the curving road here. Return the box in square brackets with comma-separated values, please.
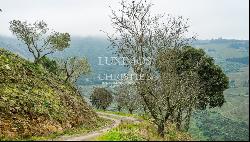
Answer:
[56, 112, 140, 141]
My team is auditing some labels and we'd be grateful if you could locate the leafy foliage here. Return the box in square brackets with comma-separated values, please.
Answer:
[106, 0, 195, 137]
[90, 87, 113, 110]
[58, 57, 91, 83]
[190, 110, 249, 141]
[176, 46, 229, 109]
[40, 56, 60, 74]
[9, 20, 70, 63]
[114, 81, 142, 114]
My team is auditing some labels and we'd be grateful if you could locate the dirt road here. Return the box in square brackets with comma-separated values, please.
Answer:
[56, 112, 140, 141]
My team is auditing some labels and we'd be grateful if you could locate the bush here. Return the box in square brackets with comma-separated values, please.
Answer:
[40, 56, 60, 75]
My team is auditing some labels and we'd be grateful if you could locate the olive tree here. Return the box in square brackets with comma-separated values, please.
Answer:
[90, 87, 113, 110]
[114, 92, 125, 112]
[156, 47, 201, 132]
[58, 57, 91, 83]
[9, 20, 70, 63]
[169, 46, 229, 131]
[115, 83, 141, 114]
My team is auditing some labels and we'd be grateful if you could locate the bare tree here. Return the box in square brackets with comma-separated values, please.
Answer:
[9, 20, 70, 63]
[106, 0, 194, 137]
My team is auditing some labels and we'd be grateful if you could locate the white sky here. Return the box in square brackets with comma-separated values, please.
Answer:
[0, 0, 249, 39]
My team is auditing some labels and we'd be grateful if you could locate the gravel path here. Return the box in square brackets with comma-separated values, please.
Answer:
[55, 112, 140, 141]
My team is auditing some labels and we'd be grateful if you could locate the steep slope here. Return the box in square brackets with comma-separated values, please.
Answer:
[0, 48, 99, 140]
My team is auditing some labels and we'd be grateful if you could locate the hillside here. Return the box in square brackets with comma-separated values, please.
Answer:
[0, 37, 249, 141]
[0, 48, 100, 140]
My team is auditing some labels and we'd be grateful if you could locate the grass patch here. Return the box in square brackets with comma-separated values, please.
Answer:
[95, 120, 146, 141]
[95, 119, 192, 141]
[96, 109, 150, 120]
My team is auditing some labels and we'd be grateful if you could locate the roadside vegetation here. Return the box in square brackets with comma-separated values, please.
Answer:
[95, 111, 192, 141]
[16, 117, 112, 141]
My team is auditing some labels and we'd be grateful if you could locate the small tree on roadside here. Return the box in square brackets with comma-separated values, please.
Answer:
[115, 81, 142, 114]
[90, 87, 113, 110]
[58, 57, 91, 83]
[114, 92, 125, 112]
[9, 20, 70, 63]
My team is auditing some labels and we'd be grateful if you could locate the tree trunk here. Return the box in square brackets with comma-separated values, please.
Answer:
[128, 109, 133, 114]
[183, 107, 192, 131]
[143, 105, 147, 114]
[117, 106, 121, 112]
[176, 108, 182, 130]
[64, 75, 70, 83]
[102, 106, 106, 110]
[34, 57, 41, 64]
[157, 122, 165, 138]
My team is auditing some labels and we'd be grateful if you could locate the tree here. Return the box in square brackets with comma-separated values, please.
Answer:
[157, 46, 229, 131]
[106, 0, 194, 137]
[177, 46, 229, 110]
[107, 0, 228, 137]
[173, 46, 229, 131]
[114, 94, 124, 112]
[58, 57, 91, 83]
[9, 20, 70, 63]
[90, 88, 113, 110]
[115, 83, 141, 114]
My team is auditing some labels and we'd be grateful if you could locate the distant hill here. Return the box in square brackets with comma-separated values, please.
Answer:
[0, 48, 99, 140]
[0, 36, 128, 85]
[226, 56, 249, 65]
[1, 36, 248, 85]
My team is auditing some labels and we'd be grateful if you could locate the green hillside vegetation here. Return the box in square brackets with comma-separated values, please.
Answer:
[190, 40, 249, 141]
[190, 110, 249, 141]
[0, 48, 103, 140]
[226, 56, 249, 65]
[95, 112, 192, 141]
[97, 120, 192, 141]
[213, 94, 249, 123]
[194, 40, 249, 59]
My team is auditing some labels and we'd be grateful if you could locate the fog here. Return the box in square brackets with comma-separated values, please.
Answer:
[0, 0, 249, 39]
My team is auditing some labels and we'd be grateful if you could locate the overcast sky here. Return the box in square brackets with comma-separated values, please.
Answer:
[0, 0, 249, 39]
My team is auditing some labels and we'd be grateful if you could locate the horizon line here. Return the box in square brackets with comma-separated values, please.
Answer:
[0, 34, 249, 41]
